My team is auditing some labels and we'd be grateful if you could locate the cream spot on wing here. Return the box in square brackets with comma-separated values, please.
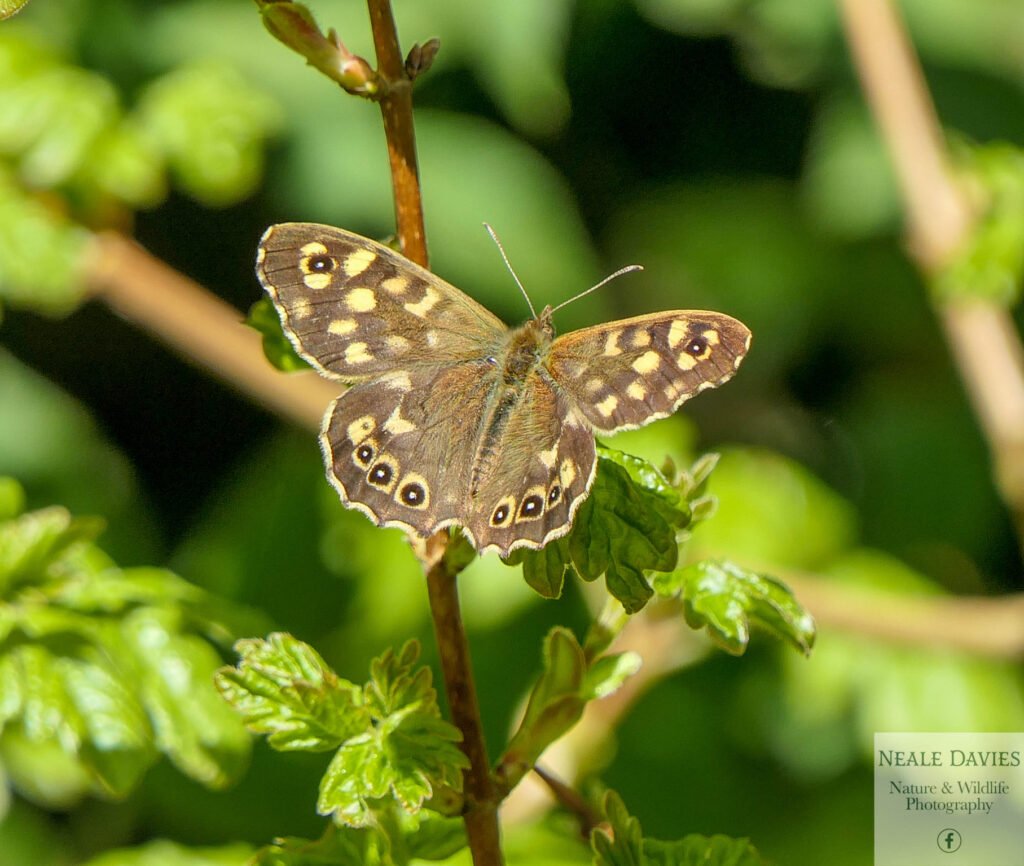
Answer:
[596, 394, 619, 418]
[664, 380, 683, 400]
[425, 330, 439, 348]
[328, 318, 358, 336]
[630, 329, 652, 348]
[386, 335, 410, 353]
[585, 377, 605, 395]
[344, 342, 374, 365]
[631, 351, 660, 374]
[344, 247, 376, 277]
[381, 276, 410, 294]
[603, 330, 623, 356]
[300, 241, 329, 257]
[302, 272, 332, 290]
[383, 406, 416, 436]
[347, 415, 375, 444]
[702, 329, 721, 346]
[404, 287, 440, 317]
[346, 287, 377, 312]
[668, 320, 688, 348]
[385, 372, 413, 392]
[560, 458, 577, 488]
[292, 298, 313, 319]
[626, 381, 647, 401]
[677, 352, 698, 370]
[538, 445, 558, 469]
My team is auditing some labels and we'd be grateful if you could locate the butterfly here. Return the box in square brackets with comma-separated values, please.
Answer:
[257, 223, 751, 557]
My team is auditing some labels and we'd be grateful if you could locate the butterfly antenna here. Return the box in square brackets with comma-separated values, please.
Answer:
[485, 223, 537, 319]
[549, 264, 644, 315]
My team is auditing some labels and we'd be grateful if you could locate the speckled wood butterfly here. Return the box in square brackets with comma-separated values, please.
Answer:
[257, 223, 751, 556]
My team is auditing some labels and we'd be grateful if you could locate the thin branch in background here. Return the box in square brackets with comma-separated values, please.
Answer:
[84, 231, 334, 432]
[838, 0, 1024, 543]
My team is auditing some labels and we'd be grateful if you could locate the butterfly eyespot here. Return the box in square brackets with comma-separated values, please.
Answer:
[308, 254, 335, 273]
[685, 336, 709, 357]
[492, 504, 510, 525]
[399, 482, 427, 507]
[368, 462, 393, 487]
[355, 444, 375, 465]
[519, 494, 544, 519]
[547, 484, 562, 506]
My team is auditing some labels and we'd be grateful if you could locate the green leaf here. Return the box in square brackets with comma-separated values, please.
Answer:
[318, 641, 468, 826]
[515, 447, 693, 614]
[0, 505, 104, 596]
[0, 477, 25, 521]
[249, 825, 380, 866]
[247, 298, 310, 373]
[498, 628, 640, 790]
[0, 0, 32, 21]
[80, 839, 254, 866]
[215, 632, 365, 752]
[654, 559, 816, 656]
[120, 607, 250, 789]
[135, 61, 280, 207]
[933, 140, 1024, 305]
[592, 791, 767, 866]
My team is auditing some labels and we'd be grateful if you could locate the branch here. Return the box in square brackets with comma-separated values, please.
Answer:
[838, 0, 1024, 540]
[362, 3, 500, 863]
[84, 231, 334, 433]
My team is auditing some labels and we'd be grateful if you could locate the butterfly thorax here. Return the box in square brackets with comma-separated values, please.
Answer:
[499, 312, 555, 384]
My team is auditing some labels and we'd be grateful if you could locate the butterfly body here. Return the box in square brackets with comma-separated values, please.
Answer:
[257, 223, 751, 556]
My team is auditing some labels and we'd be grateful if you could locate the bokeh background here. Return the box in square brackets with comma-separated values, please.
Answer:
[2, 1, 1023, 864]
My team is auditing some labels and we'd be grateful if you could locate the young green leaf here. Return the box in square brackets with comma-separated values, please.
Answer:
[653, 559, 816, 656]
[511, 447, 697, 613]
[0, 0, 32, 21]
[247, 298, 311, 373]
[215, 632, 365, 752]
[0, 501, 252, 803]
[592, 791, 767, 866]
[497, 628, 640, 791]
[318, 640, 468, 826]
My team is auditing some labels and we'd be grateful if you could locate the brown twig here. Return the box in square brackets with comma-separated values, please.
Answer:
[532, 764, 601, 838]
[838, 0, 1024, 541]
[84, 231, 334, 433]
[363, 3, 501, 863]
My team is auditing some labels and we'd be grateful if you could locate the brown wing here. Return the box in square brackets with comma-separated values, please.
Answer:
[545, 311, 751, 435]
[257, 223, 507, 381]
[463, 371, 597, 556]
[320, 363, 596, 557]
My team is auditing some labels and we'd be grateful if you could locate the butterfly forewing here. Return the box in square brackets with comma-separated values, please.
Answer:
[546, 311, 751, 434]
[257, 223, 506, 380]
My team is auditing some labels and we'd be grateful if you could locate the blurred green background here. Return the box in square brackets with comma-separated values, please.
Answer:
[1, 0, 1023, 864]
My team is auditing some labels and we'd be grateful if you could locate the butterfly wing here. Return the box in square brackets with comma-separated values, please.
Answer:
[257, 223, 507, 380]
[462, 371, 597, 555]
[545, 311, 751, 434]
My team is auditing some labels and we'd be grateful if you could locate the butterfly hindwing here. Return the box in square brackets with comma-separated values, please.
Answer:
[257, 222, 506, 380]
[546, 311, 751, 434]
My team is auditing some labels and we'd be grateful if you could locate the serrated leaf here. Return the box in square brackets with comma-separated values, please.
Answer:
[0, 506, 104, 596]
[593, 791, 767, 866]
[248, 297, 310, 372]
[0, 0, 32, 20]
[365, 640, 437, 718]
[514, 448, 695, 614]
[120, 607, 249, 789]
[654, 560, 816, 656]
[249, 825, 378, 866]
[215, 632, 364, 752]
